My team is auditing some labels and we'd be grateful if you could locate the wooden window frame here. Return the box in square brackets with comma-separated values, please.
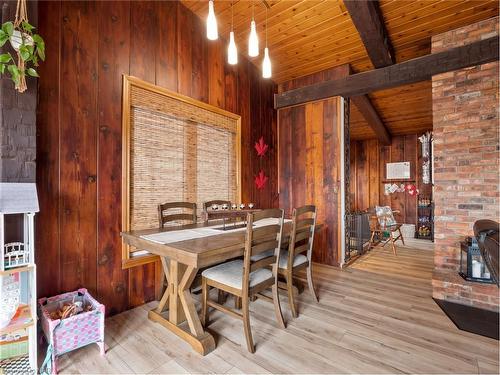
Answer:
[121, 75, 242, 269]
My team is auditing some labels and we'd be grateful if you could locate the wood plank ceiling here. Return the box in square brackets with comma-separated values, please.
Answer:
[181, 0, 499, 140]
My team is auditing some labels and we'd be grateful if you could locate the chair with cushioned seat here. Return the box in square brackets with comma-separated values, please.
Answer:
[278, 205, 318, 318]
[201, 209, 286, 353]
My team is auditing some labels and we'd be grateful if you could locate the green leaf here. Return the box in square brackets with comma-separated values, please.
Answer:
[33, 34, 46, 61]
[21, 21, 34, 33]
[32, 34, 44, 44]
[8, 64, 20, 84]
[0, 64, 5, 74]
[19, 46, 30, 61]
[31, 54, 38, 66]
[27, 68, 38, 77]
[2, 22, 13, 37]
[0, 31, 8, 47]
[0, 53, 12, 63]
[37, 44, 45, 61]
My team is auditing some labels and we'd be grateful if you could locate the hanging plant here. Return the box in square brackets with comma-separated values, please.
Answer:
[0, 0, 45, 93]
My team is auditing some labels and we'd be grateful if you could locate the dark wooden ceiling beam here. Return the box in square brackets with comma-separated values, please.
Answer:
[344, 0, 393, 144]
[275, 36, 499, 109]
[344, 0, 395, 68]
[350, 95, 391, 145]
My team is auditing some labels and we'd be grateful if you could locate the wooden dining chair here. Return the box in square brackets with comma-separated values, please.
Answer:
[202, 200, 232, 222]
[278, 205, 318, 318]
[157, 201, 197, 228]
[201, 208, 286, 353]
[157, 201, 197, 297]
[203, 200, 232, 212]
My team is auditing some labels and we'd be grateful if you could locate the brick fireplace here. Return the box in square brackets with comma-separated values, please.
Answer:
[432, 17, 499, 312]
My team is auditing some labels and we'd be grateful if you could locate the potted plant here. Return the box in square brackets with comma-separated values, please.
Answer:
[0, 20, 45, 93]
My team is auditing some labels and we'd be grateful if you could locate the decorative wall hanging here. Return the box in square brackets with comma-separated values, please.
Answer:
[0, 0, 45, 93]
[422, 160, 431, 184]
[405, 184, 419, 196]
[254, 170, 268, 190]
[419, 131, 433, 184]
[384, 183, 419, 196]
[254, 136, 268, 157]
[419, 131, 432, 159]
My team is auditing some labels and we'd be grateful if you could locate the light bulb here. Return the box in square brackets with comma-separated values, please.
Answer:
[248, 20, 259, 57]
[262, 47, 271, 78]
[206, 0, 218, 40]
[228, 31, 238, 65]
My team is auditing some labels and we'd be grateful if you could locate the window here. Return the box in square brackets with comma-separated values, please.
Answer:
[122, 76, 241, 267]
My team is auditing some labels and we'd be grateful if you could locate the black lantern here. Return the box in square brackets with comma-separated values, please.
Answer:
[459, 238, 494, 283]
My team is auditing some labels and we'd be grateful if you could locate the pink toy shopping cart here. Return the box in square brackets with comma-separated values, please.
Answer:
[38, 288, 105, 374]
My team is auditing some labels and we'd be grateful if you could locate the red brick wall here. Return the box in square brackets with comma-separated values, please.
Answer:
[432, 17, 499, 311]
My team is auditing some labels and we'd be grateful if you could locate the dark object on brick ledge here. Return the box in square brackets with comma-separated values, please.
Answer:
[473, 219, 499, 286]
[434, 298, 499, 340]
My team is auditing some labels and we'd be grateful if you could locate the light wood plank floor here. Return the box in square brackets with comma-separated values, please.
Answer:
[56, 240, 499, 374]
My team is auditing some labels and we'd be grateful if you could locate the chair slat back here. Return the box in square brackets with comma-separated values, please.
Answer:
[243, 209, 284, 290]
[203, 200, 232, 211]
[158, 201, 197, 228]
[288, 205, 317, 267]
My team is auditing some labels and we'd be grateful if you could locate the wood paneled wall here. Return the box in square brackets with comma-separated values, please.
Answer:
[349, 134, 432, 225]
[36, 0, 277, 315]
[278, 66, 349, 266]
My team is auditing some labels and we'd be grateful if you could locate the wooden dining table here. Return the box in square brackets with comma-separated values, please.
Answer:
[121, 219, 296, 356]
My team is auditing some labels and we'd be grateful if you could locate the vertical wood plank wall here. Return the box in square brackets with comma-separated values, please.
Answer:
[350, 134, 432, 225]
[278, 66, 349, 266]
[36, 0, 278, 315]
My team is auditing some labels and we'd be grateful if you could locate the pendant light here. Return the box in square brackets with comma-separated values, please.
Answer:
[227, 2, 238, 65]
[248, 2, 259, 57]
[262, 6, 271, 78]
[206, 0, 218, 40]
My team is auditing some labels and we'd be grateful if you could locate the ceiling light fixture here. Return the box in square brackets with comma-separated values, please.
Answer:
[206, 0, 218, 40]
[248, 2, 259, 57]
[262, 6, 271, 78]
[228, 1, 238, 65]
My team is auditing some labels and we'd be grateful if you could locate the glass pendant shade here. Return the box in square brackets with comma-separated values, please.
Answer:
[206, 0, 218, 40]
[248, 20, 259, 57]
[228, 31, 238, 65]
[262, 47, 271, 78]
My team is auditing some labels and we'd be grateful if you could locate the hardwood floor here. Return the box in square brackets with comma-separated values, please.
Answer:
[55, 240, 499, 374]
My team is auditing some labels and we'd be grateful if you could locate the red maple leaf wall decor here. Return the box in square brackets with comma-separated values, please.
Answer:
[254, 170, 268, 190]
[254, 136, 269, 157]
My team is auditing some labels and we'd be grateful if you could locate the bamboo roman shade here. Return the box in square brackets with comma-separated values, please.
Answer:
[122, 76, 241, 267]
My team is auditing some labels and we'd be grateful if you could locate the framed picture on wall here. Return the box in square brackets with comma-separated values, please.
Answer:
[386, 162, 411, 180]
